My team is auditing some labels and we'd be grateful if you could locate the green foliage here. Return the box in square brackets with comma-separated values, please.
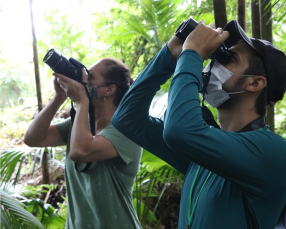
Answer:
[92, 0, 198, 76]
[56, 196, 68, 220]
[21, 184, 57, 199]
[0, 105, 35, 148]
[0, 147, 65, 189]
[273, 99, 286, 137]
[23, 194, 66, 228]
[0, 149, 24, 187]
[134, 149, 183, 227]
[271, 5, 286, 54]
[36, 9, 99, 85]
[0, 147, 66, 228]
[0, 70, 32, 108]
[271, 0, 286, 23]
[0, 51, 36, 110]
[38, 10, 87, 63]
[0, 189, 45, 229]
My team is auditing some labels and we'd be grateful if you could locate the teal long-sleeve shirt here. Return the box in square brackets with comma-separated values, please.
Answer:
[112, 45, 286, 229]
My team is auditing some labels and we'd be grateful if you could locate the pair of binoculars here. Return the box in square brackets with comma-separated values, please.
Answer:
[175, 17, 231, 64]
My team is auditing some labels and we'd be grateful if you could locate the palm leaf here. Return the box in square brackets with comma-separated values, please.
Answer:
[0, 147, 64, 188]
[112, 17, 153, 42]
[268, 0, 286, 23]
[0, 149, 24, 186]
[0, 189, 45, 229]
[141, 149, 168, 172]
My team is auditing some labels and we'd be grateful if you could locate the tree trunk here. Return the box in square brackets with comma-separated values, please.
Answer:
[237, 0, 246, 30]
[260, 1, 272, 43]
[259, 0, 275, 132]
[29, 0, 50, 184]
[29, 0, 42, 113]
[212, 0, 228, 28]
[251, 0, 261, 38]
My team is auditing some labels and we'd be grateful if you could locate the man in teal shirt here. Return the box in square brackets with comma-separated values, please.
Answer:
[112, 19, 286, 228]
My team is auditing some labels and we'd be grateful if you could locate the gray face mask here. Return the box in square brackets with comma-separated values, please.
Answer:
[88, 83, 98, 100]
[202, 60, 233, 108]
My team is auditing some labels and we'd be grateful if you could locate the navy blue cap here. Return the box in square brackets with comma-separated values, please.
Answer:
[223, 20, 286, 104]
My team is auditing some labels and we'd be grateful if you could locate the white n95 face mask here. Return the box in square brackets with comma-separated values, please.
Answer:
[202, 60, 233, 108]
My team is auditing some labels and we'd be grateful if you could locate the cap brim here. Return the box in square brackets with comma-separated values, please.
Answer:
[223, 20, 259, 53]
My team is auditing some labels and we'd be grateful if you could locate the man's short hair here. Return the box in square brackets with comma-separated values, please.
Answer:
[243, 53, 268, 115]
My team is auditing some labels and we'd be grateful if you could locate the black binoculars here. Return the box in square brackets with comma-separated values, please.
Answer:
[175, 17, 231, 64]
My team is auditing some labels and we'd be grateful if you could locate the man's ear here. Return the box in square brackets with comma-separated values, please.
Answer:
[104, 84, 117, 97]
[245, 76, 267, 92]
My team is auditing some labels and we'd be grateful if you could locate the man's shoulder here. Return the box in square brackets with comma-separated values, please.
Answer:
[241, 127, 286, 141]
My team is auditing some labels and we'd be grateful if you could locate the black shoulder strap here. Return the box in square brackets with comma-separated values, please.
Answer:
[201, 106, 220, 129]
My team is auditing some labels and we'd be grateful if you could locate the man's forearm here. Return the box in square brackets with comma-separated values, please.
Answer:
[24, 95, 66, 146]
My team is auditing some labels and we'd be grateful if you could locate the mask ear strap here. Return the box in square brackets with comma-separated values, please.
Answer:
[200, 57, 221, 129]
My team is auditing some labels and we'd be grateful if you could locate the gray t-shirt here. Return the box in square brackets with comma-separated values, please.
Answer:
[55, 118, 143, 229]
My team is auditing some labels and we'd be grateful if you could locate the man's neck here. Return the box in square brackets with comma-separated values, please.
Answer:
[217, 105, 260, 132]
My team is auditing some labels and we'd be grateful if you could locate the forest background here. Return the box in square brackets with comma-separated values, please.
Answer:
[1, 0, 286, 228]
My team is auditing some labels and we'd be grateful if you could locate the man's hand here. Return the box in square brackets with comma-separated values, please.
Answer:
[53, 68, 89, 105]
[167, 36, 183, 60]
[183, 20, 229, 60]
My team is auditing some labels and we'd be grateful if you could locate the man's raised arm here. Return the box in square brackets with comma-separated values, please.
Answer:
[112, 37, 191, 174]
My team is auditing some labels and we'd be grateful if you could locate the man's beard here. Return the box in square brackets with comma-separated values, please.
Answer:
[217, 77, 247, 110]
